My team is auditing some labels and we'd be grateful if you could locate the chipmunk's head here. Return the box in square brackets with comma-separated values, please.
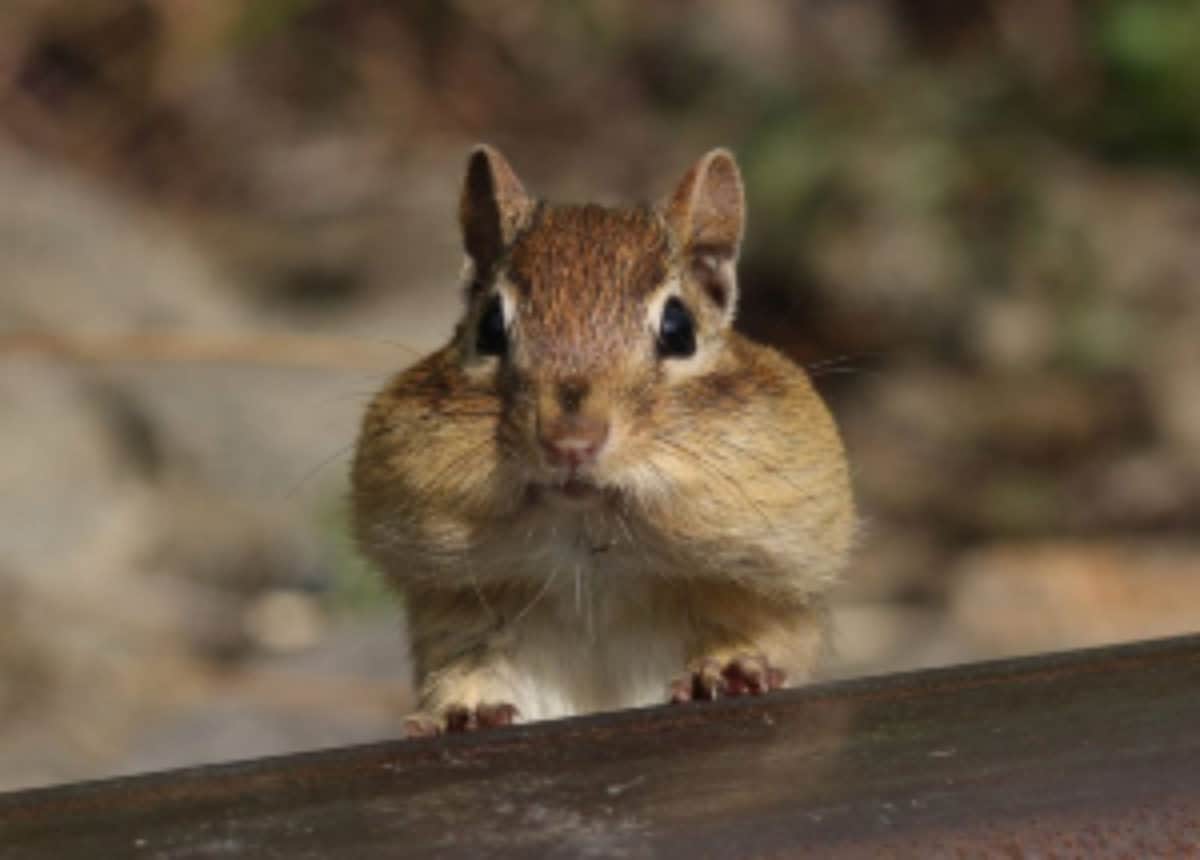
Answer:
[454, 144, 746, 505]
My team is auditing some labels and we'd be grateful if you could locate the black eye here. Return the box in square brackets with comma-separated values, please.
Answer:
[476, 295, 507, 357]
[657, 297, 696, 358]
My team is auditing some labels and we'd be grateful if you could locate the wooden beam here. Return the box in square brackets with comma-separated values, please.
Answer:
[3, 634, 1199, 858]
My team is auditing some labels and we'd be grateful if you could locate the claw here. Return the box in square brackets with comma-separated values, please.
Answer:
[444, 705, 473, 733]
[669, 654, 786, 704]
[406, 702, 520, 737]
[476, 702, 518, 728]
[404, 713, 442, 738]
[692, 657, 726, 700]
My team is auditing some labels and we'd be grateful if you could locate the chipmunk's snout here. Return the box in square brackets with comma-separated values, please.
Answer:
[537, 378, 610, 469]
[540, 416, 609, 468]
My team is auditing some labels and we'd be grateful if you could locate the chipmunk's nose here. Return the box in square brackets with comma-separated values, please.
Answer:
[557, 379, 589, 414]
[539, 414, 609, 468]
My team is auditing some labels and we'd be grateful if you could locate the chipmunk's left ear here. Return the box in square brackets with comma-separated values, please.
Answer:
[660, 149, 745, 320]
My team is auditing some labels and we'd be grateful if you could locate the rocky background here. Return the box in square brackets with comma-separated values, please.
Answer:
[2, 0, 1199, 791]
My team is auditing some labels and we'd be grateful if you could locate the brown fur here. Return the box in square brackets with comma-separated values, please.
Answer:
[352, 146, 855, 731]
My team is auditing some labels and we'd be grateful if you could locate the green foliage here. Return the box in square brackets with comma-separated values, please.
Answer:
[979, 473, 1063, 535]
[742, 111, 842, 241]
[233, 0, 321, 46]
[315, 497, 394, 618]
[1091, 0, 1200, 168]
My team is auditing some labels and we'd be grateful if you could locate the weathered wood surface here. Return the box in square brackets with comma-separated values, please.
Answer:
[2, 634, 1199, 858]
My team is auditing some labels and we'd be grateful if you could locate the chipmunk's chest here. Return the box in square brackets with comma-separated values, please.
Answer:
[487, 513, 689, 718]
[501, 577, 689, 719]
[497, 501, 650, 579]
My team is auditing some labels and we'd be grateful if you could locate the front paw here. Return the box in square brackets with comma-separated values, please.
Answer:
[404, 702, 519, 738]
[669, 654, 786, 704]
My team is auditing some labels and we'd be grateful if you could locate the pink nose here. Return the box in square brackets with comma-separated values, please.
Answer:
[540, 418, 609, 467]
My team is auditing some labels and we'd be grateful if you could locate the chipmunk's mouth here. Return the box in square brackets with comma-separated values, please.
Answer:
[528, 473, 608, 507]
[553, 476, 600, 499]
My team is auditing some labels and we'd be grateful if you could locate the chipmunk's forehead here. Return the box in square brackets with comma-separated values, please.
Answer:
[499, 204, 673, 371]
[505, 204, 671, 303]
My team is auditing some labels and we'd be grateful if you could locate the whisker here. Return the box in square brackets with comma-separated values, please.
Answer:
[343, 335, 427, 359]
[469, 572, 497, 624]
[510, 564, 561, 628]
[637, 459, 677, 568]
[574, 564, 582, 614]
[613, 506, 635, 547]
[436, 410, 503, 419]
[613, 503, 655, 579]
[422, 436, 494, 494]
[711, 435, 809, 495]
[286, 438, 358, 498]
[805, 352, 883, 379]
[655, 436, 776, 535]
[317, 388, 387, 406]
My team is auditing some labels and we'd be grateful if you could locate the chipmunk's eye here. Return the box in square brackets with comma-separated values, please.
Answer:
[657, 297, 696, 359]
[476, 295, 507, 357]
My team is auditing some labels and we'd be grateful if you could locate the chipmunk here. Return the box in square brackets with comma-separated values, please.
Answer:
[352, 145, 854, 735]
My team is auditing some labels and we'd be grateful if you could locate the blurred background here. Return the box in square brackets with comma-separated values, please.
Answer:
[3, 0, 1200, 791]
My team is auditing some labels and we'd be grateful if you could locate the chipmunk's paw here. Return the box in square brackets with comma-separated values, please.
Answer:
[669, 654, 786, 703]
[404, 702, 519, 738]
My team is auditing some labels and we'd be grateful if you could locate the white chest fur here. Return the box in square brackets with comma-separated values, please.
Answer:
[489, 578, 688, 722]
[476, 513, 690, 722]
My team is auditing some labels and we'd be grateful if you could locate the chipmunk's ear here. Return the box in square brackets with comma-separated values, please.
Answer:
[661, 149, 745, 319]
[460, 144, 535, 279]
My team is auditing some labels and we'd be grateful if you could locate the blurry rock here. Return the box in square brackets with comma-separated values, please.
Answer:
[120, 619, 411, 777]
[0, 142, 360, 788]
[243, 589, 327, 655]
[841, 364, 976, 518]
[1040, 161, 1200, 305]
[3, 0, 234, 203]
[811, 135, 964, 330]
[950, 541, 1200, 659]
[0, 361, 200, 789]
[827, 603, 953, 679]
[844, 360, 1156, 538]
[973, 374, 1140, 460]
[266, 617, 410, 686]
[1067, 450, 1196, 531]
[992, 0, 1094, 107]
[967, 471, 1062, 536]
[149, 481, 327, 597]
[0, 361, 149, 579]
[969, 294, 1055, 372]
[1145, 324, 1200, 483]
[835, 524, 948, 602]
[188, 130, 396, 314]
[0, 142, 242, 331]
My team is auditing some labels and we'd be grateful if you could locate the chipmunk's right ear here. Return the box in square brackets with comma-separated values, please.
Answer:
[459, 144, 535, 278]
